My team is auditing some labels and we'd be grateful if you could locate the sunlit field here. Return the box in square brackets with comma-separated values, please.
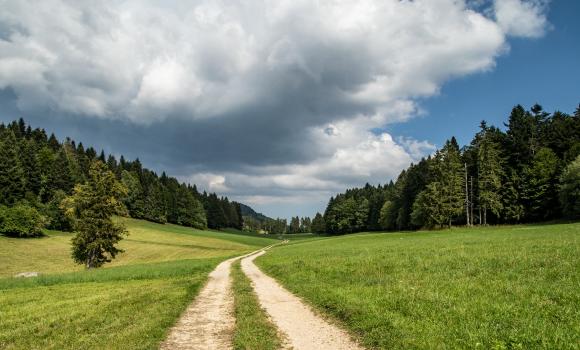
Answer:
[257, 223, 580, 349]
[0, 218, 277, 349]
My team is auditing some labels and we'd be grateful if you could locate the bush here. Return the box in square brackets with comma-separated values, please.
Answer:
[43, 190, 74, 231]
[559, 155, 580, 218]
[0, 204, 47, 237]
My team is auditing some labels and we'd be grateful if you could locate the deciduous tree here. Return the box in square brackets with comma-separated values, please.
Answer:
[63, 161, 128, 269]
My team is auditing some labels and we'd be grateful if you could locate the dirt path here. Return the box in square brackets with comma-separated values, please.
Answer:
[241, 250, 363, 350]
[160, 244, 281, 350]
[160, 256, 238, 350]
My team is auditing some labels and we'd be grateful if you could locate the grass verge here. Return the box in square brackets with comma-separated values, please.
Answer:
[231, 260, 281, 350]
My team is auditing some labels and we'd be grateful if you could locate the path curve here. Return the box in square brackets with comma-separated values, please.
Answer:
[241, 250, 364, 350]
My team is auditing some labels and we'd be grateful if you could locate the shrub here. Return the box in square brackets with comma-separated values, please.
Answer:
[559, 155, 580, 218]
[0, 204, 47, 237]
[43, 190, 74, 231]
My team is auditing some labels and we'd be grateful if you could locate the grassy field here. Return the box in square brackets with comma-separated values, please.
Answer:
[257, 223, 580, 349]
[231, 260, 281, 350]
[0, 217, 278, 278]
[0, 218, 277, 349]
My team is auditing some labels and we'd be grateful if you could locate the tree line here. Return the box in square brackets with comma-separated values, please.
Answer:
[0, 119, 242, 237]
[242, 215, 314, 234]
[320, 104, 580, 234]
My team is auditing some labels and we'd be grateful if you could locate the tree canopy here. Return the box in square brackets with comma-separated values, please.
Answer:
[322, 103, 580, 234]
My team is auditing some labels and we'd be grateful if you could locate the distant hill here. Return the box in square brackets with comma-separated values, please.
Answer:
[240, 203, 272, 222]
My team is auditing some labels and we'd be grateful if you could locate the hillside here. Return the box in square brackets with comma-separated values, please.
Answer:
[0, 218, 277, 349]
[239, 203, 272, 222]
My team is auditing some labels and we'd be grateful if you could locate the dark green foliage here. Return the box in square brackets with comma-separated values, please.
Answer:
[174, 184, 207, 229]
[204, 193, 227, 229]
[121, 170, 146, 219]
[505, 104, 542, 166]
[43, 190, 74, 231]
[559, 155, 580, 218]
[522, 148, 561, 220]
[0, 130, 25, 205]
[260, 218, 287, 234]
[141, 172, 167, 224]
[0, 204, 47, 238]
[0, 118, 250, 232]
[289, 216, 300, 233]
[285, 215, 313, 233]
[311, 212, 325, 233]
[63, 161, 128, 269]
[324, 196, 369, 234]
[20, 138, 42, 195]
[501, 170, 525, 223]
[476, 124, 504, 224]
[323, 103, 580, 233]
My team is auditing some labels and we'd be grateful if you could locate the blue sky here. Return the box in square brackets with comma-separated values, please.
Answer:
[389, 0, 580, 148]
[0, 0, 577, 219]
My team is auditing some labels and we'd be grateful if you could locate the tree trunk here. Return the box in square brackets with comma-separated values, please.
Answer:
[86, 249, 96, 269]
[465, 163, 470, 226]
[470, 177, 474, 227]
[483, 207, 487, 226]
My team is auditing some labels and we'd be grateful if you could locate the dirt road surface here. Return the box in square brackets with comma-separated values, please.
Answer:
[241, 250, 363, 350]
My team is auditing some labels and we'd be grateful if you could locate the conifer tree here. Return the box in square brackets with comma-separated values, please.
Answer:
[121, 170, 146, 218]
[311, 212, 326, 233]
[289, 216, 300, 233]
[424, 139, 464, 227]
[19, 138, 42, 196]
[477, 123, 504, 225]
[0, 130, 25, 205]
[559, 155, 580, 218]
[522, 148, 560, 220]
[411, 182, 447, 228]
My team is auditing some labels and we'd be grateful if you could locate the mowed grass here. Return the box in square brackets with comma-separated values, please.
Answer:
[257, 223, 580, 349]
[231, 260, 281, 350]
[0, 217, 278, 277]
[0, 218, 278, 349]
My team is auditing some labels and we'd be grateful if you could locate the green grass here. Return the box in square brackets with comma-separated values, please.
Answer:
[0, 218, 277, 349]
[231, 261, 281, 350]
[256, 223, 580, 349]
[0, 217, 278, 278]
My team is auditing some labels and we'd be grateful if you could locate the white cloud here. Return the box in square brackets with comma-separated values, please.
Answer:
[0, 0, 542, 122]
[0, 0, 551, 216]
[494, 0, 550, 38]
[185, 173, 230, 193]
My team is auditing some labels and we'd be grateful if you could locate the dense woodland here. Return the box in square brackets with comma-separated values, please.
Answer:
[320, 104, 580, 234]
[0, 119, 243, 235]
[1, 103, 579, 237]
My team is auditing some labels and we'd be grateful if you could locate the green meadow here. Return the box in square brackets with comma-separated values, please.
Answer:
[0, 218, 277, 350]
[257, 223, 580, 349]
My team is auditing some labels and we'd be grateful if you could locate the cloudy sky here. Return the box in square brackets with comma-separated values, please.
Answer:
[0, 0, 578, 219]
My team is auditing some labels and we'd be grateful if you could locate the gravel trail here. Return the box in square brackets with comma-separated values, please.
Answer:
[241, 250, 363, 350]
[160, 256, 239, 350]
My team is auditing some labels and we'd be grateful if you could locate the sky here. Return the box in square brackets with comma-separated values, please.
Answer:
[0, 0, 578, 220]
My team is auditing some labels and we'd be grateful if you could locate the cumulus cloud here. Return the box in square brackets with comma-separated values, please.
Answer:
[0, 0, 551, 217]
[494, 0, 550, 38]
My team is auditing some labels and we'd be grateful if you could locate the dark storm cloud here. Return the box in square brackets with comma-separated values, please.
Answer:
[0, 0, 549, 216]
